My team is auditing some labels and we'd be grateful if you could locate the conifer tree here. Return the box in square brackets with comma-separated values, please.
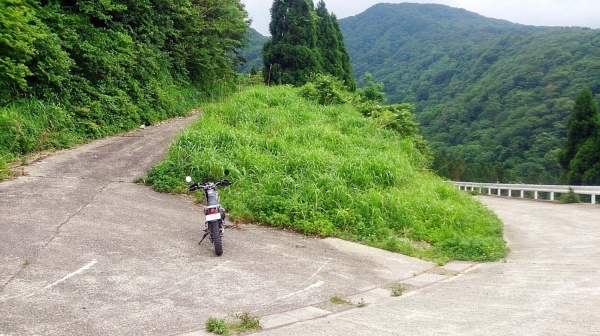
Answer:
[263, 0, 321, 86]
[331, 13, 356, 91]
[313, 1, 355, 91]
[560, 86, 600, 184]
[315, 2, 341, 78]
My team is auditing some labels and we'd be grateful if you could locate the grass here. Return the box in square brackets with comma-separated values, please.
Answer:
[205, 313, 261, 335]
[228, 313, 261, 334]
[146, 85, 507, 263]
[330, 296, 351, 305]
[391, 284, 407, 297]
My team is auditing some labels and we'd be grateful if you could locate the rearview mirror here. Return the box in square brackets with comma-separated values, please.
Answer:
[185, 176, 192, 183]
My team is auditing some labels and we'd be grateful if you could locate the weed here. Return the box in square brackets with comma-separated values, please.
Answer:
[330, 296, 351, 305]
[560, 188, 581, 203]
[228, 313, 261, 333]
[356, 298, 366, 308]
[23, 259, 30, 267]
[132, 177, 147, 184]
[205, 313, 261, 335]
[391, 284, 407, 297]
[205, 317, 229, 335]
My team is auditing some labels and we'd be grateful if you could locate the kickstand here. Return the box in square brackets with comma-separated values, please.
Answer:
[198, 232, 209, 245]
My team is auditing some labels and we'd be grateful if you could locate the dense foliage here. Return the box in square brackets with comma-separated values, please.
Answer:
[336, 3, 600, 184]
[560, 87, 600, 184]
[262, 0, 320, 86]
[262, 0, 354, 89]
[146, 85, 507, 263]
[0, 0, 249, 179]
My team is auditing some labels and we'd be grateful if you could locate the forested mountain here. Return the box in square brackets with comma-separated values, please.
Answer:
[237, 28, 268, 74]
[337, 3, 600, 183]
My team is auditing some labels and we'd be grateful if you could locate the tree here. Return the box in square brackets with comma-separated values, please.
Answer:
[0, 0, 45, 103]
[331, 13, 355, 91]
[568, 135, 600, 185]
[356, 73, 385, 103]
[315, 2, 340, 78]
[263, 0, 321, 86]
[559, 86, 600, 184]
[314, 1, 355, 91]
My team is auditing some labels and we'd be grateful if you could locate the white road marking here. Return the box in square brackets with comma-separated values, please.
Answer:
[0, 259, 97, 302]
[149, 261, 232, 296]
[43, 259, 97, 290]
[273, 281, 325, 302]
[308, 258, 332, 279]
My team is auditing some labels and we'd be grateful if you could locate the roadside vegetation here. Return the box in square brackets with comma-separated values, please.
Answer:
[205, 313, 261, 336]
[0, 0, 248, 180]
[145, 84, 507, 263]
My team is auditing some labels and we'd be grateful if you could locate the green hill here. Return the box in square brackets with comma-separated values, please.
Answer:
[146, 85, 507, 263]
[237, 28, 269, 74]
[338, 3, 600, 184]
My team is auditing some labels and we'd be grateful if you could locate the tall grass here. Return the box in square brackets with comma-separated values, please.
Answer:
[0, 83, 207, 179]
[147, 85, 507, 263]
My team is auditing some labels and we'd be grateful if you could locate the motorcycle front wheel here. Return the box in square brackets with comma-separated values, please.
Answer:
[209, 221, 223, 256]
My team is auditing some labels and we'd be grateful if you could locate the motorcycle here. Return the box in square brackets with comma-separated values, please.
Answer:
[185, 173, 232, 256]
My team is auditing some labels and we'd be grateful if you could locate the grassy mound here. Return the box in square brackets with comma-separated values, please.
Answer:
[147, 85, 507, 263]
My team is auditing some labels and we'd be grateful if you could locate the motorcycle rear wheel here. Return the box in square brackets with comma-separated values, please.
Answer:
[209, 221, 223, 256]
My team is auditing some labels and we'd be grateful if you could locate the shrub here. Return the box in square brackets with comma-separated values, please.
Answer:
[299, 74, 348, 105]
[559, 187, 581, 203]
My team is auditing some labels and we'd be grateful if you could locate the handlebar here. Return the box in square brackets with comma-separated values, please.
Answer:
[188, 179, 232, 192]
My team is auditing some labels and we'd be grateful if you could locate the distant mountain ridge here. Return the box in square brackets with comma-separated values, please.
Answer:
[241, 3, 600, 183]
[237, 27, 268, 74]
[342, 3, 600, 184]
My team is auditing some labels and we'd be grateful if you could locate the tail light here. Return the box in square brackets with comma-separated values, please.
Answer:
[204, 207, 219, 215]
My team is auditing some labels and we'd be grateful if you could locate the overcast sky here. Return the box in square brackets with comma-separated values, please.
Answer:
[242, 0, 600, 36]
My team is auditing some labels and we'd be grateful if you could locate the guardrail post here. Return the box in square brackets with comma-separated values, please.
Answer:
[534, 191, 539, 200]
[508, 189, 512, 198]
[550, 192, 555, 201]
[520, 190, 524, 198]
[593, 195, 597, 204]
[497, 188, 501, 196]
[488, 188, 492, 195]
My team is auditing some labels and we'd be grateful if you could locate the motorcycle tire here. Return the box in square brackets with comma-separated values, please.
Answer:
[210, 221, 223, 256]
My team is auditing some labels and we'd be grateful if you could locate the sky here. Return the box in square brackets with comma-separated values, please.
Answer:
[241, 0, 600, 36]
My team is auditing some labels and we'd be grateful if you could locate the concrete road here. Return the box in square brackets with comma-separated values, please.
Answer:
[253, 197, 600, 336]
[3, 114, 599, 335]
[0, 116, 435, 336]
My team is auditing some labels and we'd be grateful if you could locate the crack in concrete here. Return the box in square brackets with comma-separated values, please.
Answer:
[0, 180, 111, 292]
[21, 174, 137, 183]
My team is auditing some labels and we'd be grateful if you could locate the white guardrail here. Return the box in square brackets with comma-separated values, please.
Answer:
[452, 182, 600, 204]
